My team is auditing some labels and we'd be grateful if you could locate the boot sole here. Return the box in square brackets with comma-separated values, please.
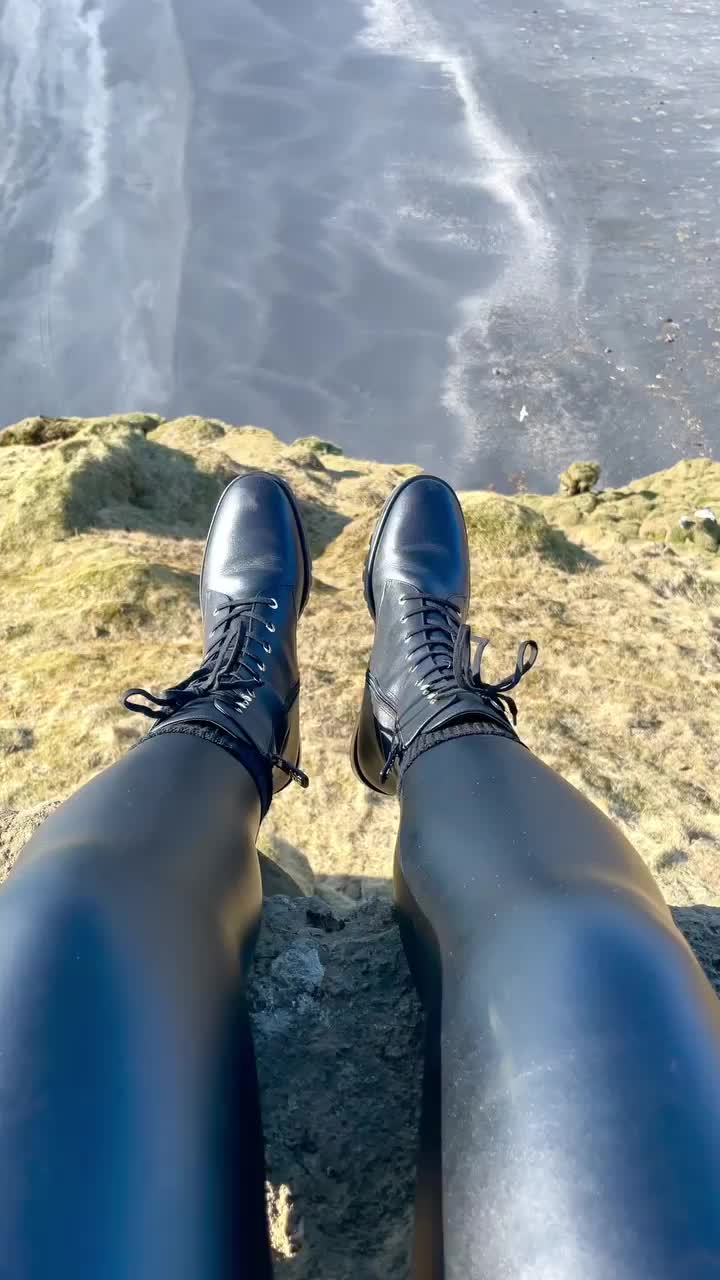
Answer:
[200, 471, 313, 616]
[352, 473, 463, 793]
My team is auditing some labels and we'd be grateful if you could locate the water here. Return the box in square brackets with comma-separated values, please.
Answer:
[0, 0, 718, 489]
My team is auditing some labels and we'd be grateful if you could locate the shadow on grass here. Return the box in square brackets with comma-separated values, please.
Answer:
[544, 527, 602, 573]
[66, 435, 352, 556]
[325, 467, 365, 481]
[293, 497, 352, 559]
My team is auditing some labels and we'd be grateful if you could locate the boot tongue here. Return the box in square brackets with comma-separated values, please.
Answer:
[204, 595, 247, 673]
[402, 593, 457, 698]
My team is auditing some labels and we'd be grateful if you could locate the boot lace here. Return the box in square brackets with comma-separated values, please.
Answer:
[380, 593, 538, 782]
[122, 593, 308, 788]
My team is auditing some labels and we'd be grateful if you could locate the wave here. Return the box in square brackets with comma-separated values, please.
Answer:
[0, 0, 191, 413]
[358, 0, 577, 462]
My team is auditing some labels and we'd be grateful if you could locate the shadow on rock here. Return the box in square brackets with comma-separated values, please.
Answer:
[673, 904, 720, 996]
[249, 889, 422, 1280]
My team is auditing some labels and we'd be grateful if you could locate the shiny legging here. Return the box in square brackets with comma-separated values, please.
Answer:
[2, 730, 720, 1279]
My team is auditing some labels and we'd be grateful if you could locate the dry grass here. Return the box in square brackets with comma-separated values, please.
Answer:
[1, 414, 719, 907]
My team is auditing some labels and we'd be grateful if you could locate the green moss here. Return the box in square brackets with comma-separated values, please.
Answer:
[149, 416, 228, 449]
[525, 458, 720, 556]
[461, 492, 590, 570]
[669, 523, 692, 547]
[691, 522, 720, 553]
[559, 461, 601, 495]
[292, 436, 344, 456]
[0, 421, 234, 553]
[285, 443, 328, 473]
[67, 560, 196, 632]
[639, 515, 671, 541]
[0, 414, 162, 447]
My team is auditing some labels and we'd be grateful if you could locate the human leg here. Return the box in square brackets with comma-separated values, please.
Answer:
[353, 473, 720, 1279]
[0, 733, 271, 1280]
[0, 470, 312, 1279]
[397, 734, 720, 1280]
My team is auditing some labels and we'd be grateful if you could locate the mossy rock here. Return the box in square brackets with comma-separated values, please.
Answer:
[0, 422, 233, 553]
[691, 521, 720, 553]
[0, 414, 162, 447]
[284, 443, 328, 473]
[292, 436, 344, 456]
[460, 493, 589, 570]
[526, 491, 598, 529]
[149, 416, 228, 449]
[597, 493, 655, 522]
[656, 517, 719, 554]
[639, 514, 672, 542]
[558, 461, 601, 496]
[527, 458, 720, 555]
[669, 523, 692, 548]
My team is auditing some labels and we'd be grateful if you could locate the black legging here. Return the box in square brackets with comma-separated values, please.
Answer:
[2, 729, 720, 1278]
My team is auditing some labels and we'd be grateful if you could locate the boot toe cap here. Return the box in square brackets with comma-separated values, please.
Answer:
[369, 474, 470, 610]
[202, 472, 311, 612]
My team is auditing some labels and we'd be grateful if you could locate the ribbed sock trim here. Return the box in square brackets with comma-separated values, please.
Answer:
[399, 719, 523, 789]
[133, 722, 274, 817]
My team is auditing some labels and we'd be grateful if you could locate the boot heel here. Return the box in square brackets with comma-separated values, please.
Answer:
[351, 682, 397, 796]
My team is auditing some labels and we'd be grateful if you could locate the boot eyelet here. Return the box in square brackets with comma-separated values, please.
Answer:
[268, 597, 278, 610]
[263, 643, 272, 654]
[258, 662, 266, 673]
[266, 622, 276, 633]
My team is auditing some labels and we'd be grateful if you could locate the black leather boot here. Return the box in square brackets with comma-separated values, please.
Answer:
[123, 472, 312, 803]
[352, 474, 538, 795]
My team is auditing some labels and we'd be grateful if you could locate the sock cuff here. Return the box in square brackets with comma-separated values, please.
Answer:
[133, 722, 274, 817]
[399, 719, 523, 789]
